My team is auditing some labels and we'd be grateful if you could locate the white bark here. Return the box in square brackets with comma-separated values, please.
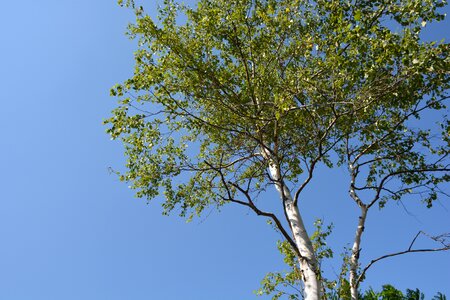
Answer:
[265, 155, 321, 300]
[285, 199, 322, 300]
[349, 206, 368, 300]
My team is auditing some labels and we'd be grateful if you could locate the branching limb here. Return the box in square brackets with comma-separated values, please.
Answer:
[368, 167, 450, 208]
[203, 161, 302, 259]
[294, 115, 341, 205]
[227, 180, 303, 259]
[356, 231, 450, 286]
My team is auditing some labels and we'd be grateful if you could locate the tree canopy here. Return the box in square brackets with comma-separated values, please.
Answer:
[106, 0, 450, 299]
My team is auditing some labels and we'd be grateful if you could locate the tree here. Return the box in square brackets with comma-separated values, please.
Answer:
[106, 0, 450, 299]
[361, 285, 445, 300]
[433, 292, 448, 300]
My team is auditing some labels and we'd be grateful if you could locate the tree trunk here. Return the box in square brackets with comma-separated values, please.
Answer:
[285, 200, 322, 300]
[349, 206, 368, 300]
[266, 156, 321, 300]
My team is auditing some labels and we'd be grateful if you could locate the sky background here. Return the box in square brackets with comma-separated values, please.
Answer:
[0, 1, 449, 299]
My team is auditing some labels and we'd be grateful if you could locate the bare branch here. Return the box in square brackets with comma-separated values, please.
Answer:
[227, 180, 303, 259]
[356, 231, 450, 285]
[203, 160, 302, 259]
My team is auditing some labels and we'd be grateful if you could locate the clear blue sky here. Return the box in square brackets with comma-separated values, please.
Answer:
[0, 1, 449, 299]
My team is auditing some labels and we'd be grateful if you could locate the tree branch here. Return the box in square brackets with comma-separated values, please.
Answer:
[227, 180, 303, 259]
[356, 231, 450, 285]
[368, 167, 450, 208]
[203, 161, 302, 259]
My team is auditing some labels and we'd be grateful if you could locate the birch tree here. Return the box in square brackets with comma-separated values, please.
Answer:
[106, 0, 450, 299]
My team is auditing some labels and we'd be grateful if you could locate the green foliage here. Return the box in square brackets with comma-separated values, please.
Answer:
[107, 0, 450, 297]
[106, 0, 450, 219]
[360, 285, 440, 300]
[256, 240, 303, 300]
[432, 292, 447, 300]
[257, 219, 336, 299]
[259, 278, 447, 300]
[378, 285, 406, 300]
[311, 219, 334, 261]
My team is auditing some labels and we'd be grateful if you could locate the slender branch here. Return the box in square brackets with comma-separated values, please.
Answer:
[351, 96, 450, 165]
[356, 231, 450, 285]
[368, 167, 450, 208]
[294, 115, 341, 205]
[203, 161, 302, 259]
[227, 180, 302, 259]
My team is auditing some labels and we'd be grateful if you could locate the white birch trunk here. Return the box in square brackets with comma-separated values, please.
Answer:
[265, 156, 321, 300]
[349, 206, 368, 300]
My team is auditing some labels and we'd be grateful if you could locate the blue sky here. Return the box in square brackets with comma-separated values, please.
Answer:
[0, 1, 449, 299]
